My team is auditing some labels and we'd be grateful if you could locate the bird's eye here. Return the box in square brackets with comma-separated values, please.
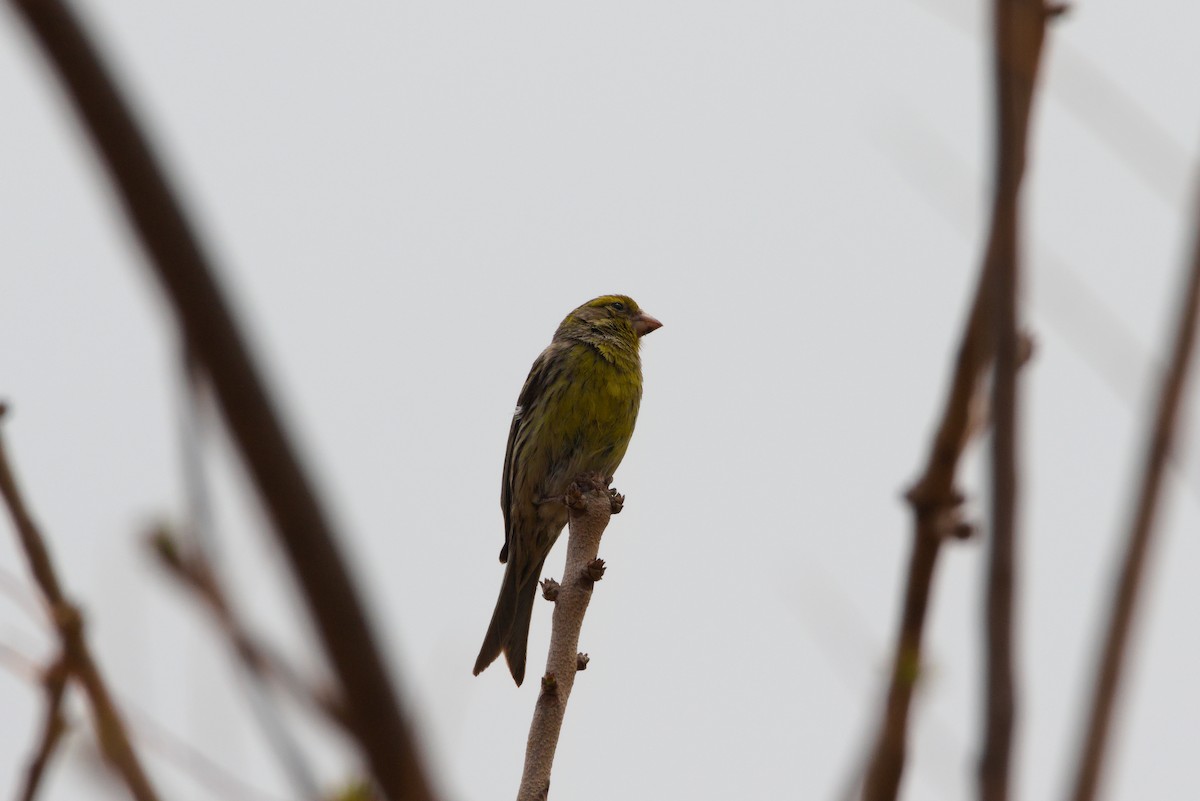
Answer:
[611, 301, 626, 312]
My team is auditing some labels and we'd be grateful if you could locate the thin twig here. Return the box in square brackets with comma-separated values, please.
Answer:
[1067, 184, 1200, 801]
[859, 144, 998, 801]
[910, 0, 1186, 205]
[0, 638, 287, 801]
[0, 406, 163, 801]
[172, 355, 326, 799]
[8, 3, 434, 799]
[517, 475, 620, 801]
[978, 2, 1051, 800]
[19, 655, 70, 801]
[147, 527, 353, 735]
[0, 565, 47, 623]
[125, 707, 292, 801]
[0, 641, 43, 682]
[858, 4, 1054, 800]
[860, 531, 948, 801]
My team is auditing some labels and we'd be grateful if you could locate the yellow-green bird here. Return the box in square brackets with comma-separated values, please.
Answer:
[473, 295, 662, 685]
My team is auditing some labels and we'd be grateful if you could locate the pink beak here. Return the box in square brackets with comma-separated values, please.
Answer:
[633, 311, 663, 337]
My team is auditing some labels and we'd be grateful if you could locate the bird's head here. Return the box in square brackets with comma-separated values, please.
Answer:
[557, 295, 662, 345]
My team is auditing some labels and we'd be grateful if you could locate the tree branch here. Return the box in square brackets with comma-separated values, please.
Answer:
[859, 138, 997, 801]
[1067, 180, 1200, 801]
[0, 635, 288, 801]
[0, 405, 163, 801]
[147, 527, 352, 735]
[517, 475, 621, 801]
[859, 5, 1055, 800]
[19, 655, 70, 801]
[7, 3, 434, 799]
[979, 2, 1052, 800]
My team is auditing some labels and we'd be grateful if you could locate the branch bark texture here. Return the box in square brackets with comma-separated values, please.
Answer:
[980, 3, 1051, 801]
[1068, 185, 1200, 801]
[8, 3, 434, 799]
[517, 477, 618, 801]
[860, 5, 1054, 801]
[0, 410, 162, 801]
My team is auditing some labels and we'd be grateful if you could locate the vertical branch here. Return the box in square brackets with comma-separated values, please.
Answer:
[517, 476, 620, 801]
[1068, 188, 1200, 801]
[980, 206, 1020, 801]
[7, 3, 435, 799]
[860, 4, 1057, 801]
[978, 1, 1051, 800]
[0, 408, 163, 801]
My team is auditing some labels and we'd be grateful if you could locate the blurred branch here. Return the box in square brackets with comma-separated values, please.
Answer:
[858, 143, 993, 801]
[1, 565, 47, 623]
[1067, 180, 1200, 801]
[517, 476, 621, 801]
[871, 117, 1155, 420]
[0, 641, 43, 682]
[910, 0, 1187, 204]
[0, 636, 288, 801]
[171, 356, 326, 800]
[126, 707, 291, 801]
[8, 3, 434, 799]
[858, 4, 1056, 800]
[857, 180, 990, 796]
[979, 2, 1053, 801]
[876, 112, 1200, 502]
[0, 405, 163, 801]
[147, 527, 353, 735]
[19, 655, 69, 801]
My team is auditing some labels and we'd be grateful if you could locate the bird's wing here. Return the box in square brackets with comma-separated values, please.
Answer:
[500, 346, 556, 563]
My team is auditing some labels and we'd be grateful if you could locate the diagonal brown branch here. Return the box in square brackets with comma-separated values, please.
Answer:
[147, 528, 353, 736]
[859, 171, 994, 801]
[0, 406, 163, 801]
[0, 636, 288, 801]
[859, 5, 1056, 801]
[8, 3, 435, 799]
[1067, 181, 1200, 801]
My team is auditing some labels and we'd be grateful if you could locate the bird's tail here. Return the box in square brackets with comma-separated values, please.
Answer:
[473, 556, 545, 686]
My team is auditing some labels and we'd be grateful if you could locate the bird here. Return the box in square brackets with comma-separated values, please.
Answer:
[473, 294, 662, 685]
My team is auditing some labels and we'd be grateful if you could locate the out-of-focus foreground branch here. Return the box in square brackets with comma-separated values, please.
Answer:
[146, 527, 353, 736]
[0, 621, 294, 801]
[858, 188, 991, 801]
[517, 475, 622, 801]
[0, 405, 162, 801]
[18, 655, 68, 801]
[980, 2, 1054, 801]
[859, 3, 1058, 801]
[8, 3, 435, 799]
[1068, 181, 1200, 801]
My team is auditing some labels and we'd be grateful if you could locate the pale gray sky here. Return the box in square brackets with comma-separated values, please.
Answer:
[2, 2, 1199, 800]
